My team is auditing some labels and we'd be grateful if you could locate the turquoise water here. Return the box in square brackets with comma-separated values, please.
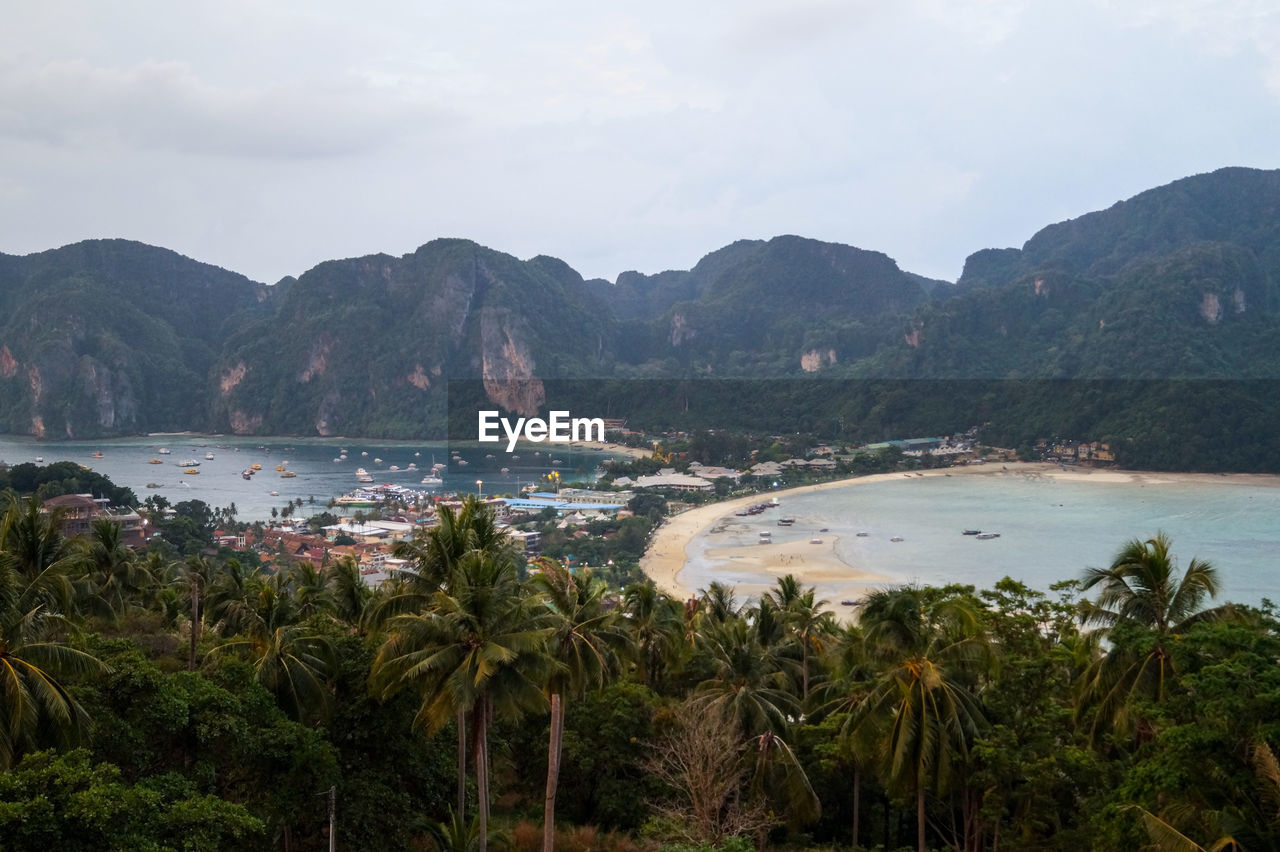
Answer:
[683, 471, 1280, 605]
[0, 435, 611, 521]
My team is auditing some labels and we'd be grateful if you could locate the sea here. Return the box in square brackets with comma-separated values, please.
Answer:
[0, 435, 614, 522]
[682, 470, 1280, 606]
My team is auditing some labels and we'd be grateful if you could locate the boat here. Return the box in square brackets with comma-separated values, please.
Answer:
[810, 538, 823, 544]
[183, 467, 200, 475]
[178, 459, 199, 467]
[457, 459, 468, 466]
[551, 459, 563, 465]
[205, 452, 214, 460]
[777, 518, 795, 526]
[758, 531, 772, 542]
[420, 475, 443, 486]
[407, 463, 417, 471]
[976, 533, 1001, 540]
[250, 463, 262, 471]
[389, 465, 399, 471]
[962, 530, 981, 536]
[856, 532, 868, 537]
[149, 458, 163, 464]
[281, 471, 297, 478]
[500, 467, 510, 473]
[356, 467, 374, 483]
[92, 451, 103, 459]
[34, 456, 42, 463]
[158, 448, 171, 454]
[269, 490, 279, 497]
[840, 600, 857, 606]
[242, 470, 253, 480]
[374, 457, 382, 464]
[146, 482, 162, 489]
[890, 536, 904, 542]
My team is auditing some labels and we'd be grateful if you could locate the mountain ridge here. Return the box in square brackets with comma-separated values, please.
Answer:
[0, 167, 1277, 446]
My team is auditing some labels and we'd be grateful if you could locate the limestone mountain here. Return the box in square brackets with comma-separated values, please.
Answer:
[3, 167, 1280, 449]
[869, 167, 1280, 379]
[603, 235, 945, 374]
[0, 239, 267, 438]
[210, 239, 615, 438]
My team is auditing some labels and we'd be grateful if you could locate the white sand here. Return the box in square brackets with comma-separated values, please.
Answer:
[640, 462, 1280, 603]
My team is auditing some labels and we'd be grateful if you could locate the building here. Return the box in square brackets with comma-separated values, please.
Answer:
[42, 493, 146, 547]
[632, 472, 715, 492]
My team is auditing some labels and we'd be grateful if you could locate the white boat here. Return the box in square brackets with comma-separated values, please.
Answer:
[374, 457, 382, 464]
[178, 459, 200, 467]
[158, 448, 171, 454]
[420, 475, 443, 487]
[389, 465, 400, 471]
[205, 452, 215, 460]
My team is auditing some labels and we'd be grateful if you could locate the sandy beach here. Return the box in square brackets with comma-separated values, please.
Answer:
[639, 462, 1280, 605]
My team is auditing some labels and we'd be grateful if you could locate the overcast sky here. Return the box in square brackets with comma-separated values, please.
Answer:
[1, 1, 1278, 285]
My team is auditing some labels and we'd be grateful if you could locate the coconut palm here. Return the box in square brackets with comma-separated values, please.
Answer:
[528, 559, 631, 852]
[0, 494, 103, 768]
[325, 555, 372, 631]
[849, 586, 990, 852]
[762, 574, 834, 701]
[622, 579, 683, 691]
[1078, 532, 1232, 739]
[74, 518, 155, 619]
[207, 573, 336, 725]
[371, 548, 550, 852]
[695, 615, 800, 737]
[814, 622, 877, 850]
[374, 495, 523, 818]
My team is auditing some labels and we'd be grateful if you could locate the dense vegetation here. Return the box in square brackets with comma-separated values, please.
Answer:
[4, 474, 1278, 851]
[4, 168, 1280, 471]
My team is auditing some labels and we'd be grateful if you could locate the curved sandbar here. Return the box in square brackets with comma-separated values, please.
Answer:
[640, 462, 1280, 604]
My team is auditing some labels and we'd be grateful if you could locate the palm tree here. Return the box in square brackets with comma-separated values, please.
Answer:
[371, 548, 550, 852]
[621, 579, 683, 691]
[207, 573, 336, 725]
[1078, 532, 1231, 739]
[814, 622, 877, 850]
[373, 495, 523, 818]
[763, 574, 834, 702]
[75, 518, 154, 619]
[849, 586, 990, 852]
[528, 559, 631, 852]
[325, 555, 372, 631]
[0, 493, 104, 768]
[695, 614, 799, 737]
[285, 561, 333, 620]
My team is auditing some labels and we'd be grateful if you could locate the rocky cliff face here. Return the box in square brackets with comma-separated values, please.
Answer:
[0, 240, 264, 438]
[209, 239, 610, 437]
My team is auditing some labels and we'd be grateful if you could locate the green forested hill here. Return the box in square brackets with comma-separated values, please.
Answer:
[0, 240, 267, 437]
[209, 239, 615, 438]
[4, 168, 1280, 453]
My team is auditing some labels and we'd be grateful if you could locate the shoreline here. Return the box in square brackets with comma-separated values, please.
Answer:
[639, 462, 1280, 603]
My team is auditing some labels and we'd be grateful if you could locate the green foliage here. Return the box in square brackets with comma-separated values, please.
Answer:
[0, 748, 263, 851]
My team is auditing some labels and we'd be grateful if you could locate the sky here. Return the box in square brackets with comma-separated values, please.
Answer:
[1, 1, 1278, 285]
